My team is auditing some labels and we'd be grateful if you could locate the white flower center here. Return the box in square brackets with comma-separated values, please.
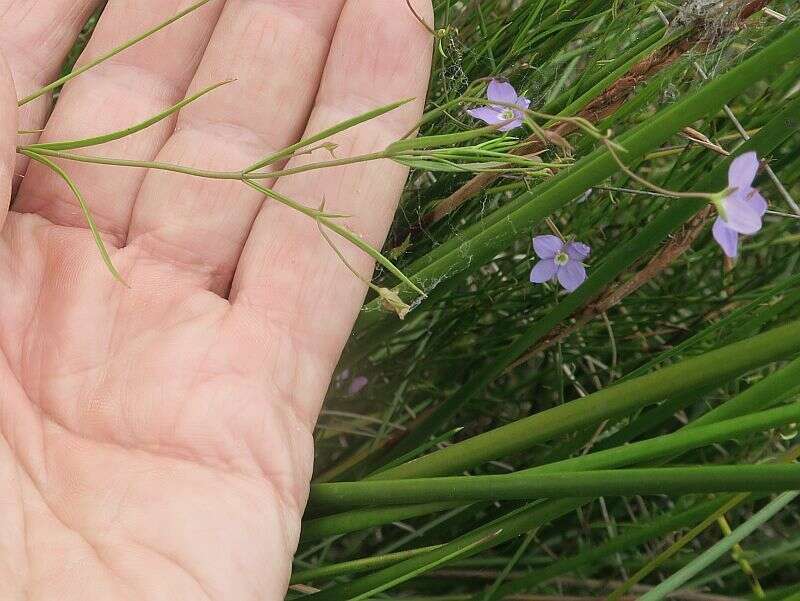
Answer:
[554, 251, 570, 266]
[499, 108, 515, 121]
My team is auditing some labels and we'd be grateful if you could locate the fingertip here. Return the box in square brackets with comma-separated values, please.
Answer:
[324, 0, 434, 123]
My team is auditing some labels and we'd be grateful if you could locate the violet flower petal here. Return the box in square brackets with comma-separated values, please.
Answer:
[466, 106, 503, 125]
[530, 259, 558, 283]
[746, 189, 768, 216]
[722, 194, 762, 234]
[728, 151, 759, 191]
[565, 241, 591, 261]
[497, 117, 524, 132]
[487, 79, 519, 105]
[532, 235, 563, 259]
[712, 217, 739, 258]
[557, 261, 587, 292]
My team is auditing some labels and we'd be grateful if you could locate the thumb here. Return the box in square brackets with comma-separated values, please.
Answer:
[0, 49, 17, 231]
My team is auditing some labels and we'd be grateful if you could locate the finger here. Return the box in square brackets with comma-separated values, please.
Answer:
[0, 0, 101, 130]
[0, 50, 18, 228]
[231, 0, 433, 414]
[0, 0, 101, 182]
[14, 0, 224, 244]
[125, 1, 347, 294]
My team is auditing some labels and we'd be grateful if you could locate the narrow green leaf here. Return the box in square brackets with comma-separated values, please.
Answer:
[25, 80, 232, 152]
[23, 151, 125, 285]
[638, 492, 800, 601]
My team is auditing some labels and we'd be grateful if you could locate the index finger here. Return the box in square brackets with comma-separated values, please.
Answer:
[0, 0, 102, 185]
[0, 1, 102, 132]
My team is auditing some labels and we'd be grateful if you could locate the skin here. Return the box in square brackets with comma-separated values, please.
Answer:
[0, 1, 432, 599]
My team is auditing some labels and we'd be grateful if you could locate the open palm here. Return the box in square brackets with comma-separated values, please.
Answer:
[0, 1, 431, 598]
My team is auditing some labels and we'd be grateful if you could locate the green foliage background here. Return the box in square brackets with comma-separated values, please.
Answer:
[300, 1, 800, 600]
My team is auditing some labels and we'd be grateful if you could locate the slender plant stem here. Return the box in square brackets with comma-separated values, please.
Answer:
[18, 0, 214, 106]
[243, 98, 414, 173]
[23, 148, 240, 179]
[300, 502, 465, 543]
[245, 180, 425, 297]
[309, 465, 800, 511]
[290, 545, 443, 584]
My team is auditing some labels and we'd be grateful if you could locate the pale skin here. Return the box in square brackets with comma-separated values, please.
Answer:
[0, 1, 432, 599]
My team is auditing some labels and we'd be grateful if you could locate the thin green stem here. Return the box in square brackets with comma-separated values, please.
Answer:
[244, 98, 414, 173]
[604, 138, 719, 201]
[300, 502, 465, 543]
[245, 180, 425, 297]
[248, 150, 392, 180]
[523, 402, 800, 475]
[24, 148, 240, 179]
[23, 147, 391, 182]
[18, 0, 214, 106]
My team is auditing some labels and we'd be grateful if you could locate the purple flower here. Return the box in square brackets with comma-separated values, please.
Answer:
[466, 79, 531, 132]
[529, 235, 590, 292]
[712, 152, 767, 258]
[347, 376, 369, 396]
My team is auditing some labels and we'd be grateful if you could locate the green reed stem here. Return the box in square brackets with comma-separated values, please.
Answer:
[300, 502, 464, 543]
[524, 402, 800, 475]
[372, 319, 800, 480]
[309, 465, 800, 511]
[290, 545, 442, 585]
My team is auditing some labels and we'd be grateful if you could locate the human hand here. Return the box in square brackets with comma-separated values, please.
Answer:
[0, 1, 431, 598]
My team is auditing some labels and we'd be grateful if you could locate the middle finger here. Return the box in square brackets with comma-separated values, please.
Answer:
[125, 0, 346, 294]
